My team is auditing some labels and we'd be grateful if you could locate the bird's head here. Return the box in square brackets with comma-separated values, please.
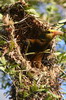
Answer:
[45, 29, 63, 40]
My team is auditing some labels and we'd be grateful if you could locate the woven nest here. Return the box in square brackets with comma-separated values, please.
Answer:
[0, 2, 61, 100]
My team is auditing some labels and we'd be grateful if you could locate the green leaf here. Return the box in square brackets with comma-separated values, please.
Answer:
[19, 71, 22, 84]
[47, 91, 60, 98]
[0, 14, 3, 20]
[54, 52, 61, 56]
[60, 60, 66, 63]
[0, 66, 5, 71]
[58, 19, 66, 24]
[37, 88, 47, 92]
[0, 56, 7, 65]
[9, 40, 15, 50]
[0, 39, 6, 45]
[26, 8, 39, 17]
[30, 84, 38, 93]
[26, 71, 33, 80]
[23, 91, 29, 98]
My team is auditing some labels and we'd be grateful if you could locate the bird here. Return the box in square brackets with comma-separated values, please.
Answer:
[25, 28, 63, 68]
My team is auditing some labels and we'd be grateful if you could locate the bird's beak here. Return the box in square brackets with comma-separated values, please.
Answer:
[49, 29, 64, 36]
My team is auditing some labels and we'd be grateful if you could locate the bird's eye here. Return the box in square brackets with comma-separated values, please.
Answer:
[47, 31, 51, 33]
[45, 31, 51, 34]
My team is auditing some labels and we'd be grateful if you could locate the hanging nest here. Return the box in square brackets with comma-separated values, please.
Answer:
[0, 1, 62, 100]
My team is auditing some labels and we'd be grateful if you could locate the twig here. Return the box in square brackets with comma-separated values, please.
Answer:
[58, 65, 66, 75]
[25, 49, 50, 55]
[0, 16, 29, 27]
[37, 73, 44, 84]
